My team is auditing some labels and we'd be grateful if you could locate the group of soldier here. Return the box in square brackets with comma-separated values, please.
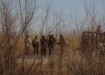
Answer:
[24, 34, 65, 55]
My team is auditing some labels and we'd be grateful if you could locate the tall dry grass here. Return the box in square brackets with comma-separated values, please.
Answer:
[0, 0, 105, 75]
[1, 32, 105, 75]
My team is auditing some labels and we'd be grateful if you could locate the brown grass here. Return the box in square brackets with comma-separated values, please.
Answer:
[1, 32, 105, 75]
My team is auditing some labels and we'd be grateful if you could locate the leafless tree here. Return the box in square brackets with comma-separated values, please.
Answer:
[0, 0, 41, 75]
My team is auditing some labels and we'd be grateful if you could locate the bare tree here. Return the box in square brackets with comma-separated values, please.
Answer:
[0, 0, 40, 75]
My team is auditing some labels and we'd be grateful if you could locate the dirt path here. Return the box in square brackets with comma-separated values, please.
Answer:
[16, 54, 68, 65]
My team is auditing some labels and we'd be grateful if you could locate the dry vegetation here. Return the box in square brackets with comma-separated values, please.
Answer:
[0, 0, 105, 75]
[1, 32, 105, 75]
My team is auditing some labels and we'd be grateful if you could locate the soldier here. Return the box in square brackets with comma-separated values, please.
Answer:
[32, 36, 39, 55]
[58, 35, 65, 55]
[96, 26, 102, 49]
[48, 35, 56, 55]
[24, 35, 31, 55]
[40, 35, 47, 55]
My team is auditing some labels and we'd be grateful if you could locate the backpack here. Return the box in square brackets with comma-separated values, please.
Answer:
[32, 39, 39, 48]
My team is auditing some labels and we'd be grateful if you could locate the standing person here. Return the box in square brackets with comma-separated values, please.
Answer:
[40, 35, 47, 55]
[96, 26, 102, 49]
[32, 36, 39, 55]
[51, 35, 56, 45]
[48, 35, 56, 55]
[24, 35, 31, 55]
[58, 35, 65, 55]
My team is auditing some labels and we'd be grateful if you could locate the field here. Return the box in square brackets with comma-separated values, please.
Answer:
[1, 33, 105, 75]
[0, 0, 105, 75]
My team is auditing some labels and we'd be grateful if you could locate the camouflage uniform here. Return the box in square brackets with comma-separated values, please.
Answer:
[48, 35, 56, 55]
[58, 35, 65, 55]
[32, 36, 39, 55]
[40, 36, 47, 55]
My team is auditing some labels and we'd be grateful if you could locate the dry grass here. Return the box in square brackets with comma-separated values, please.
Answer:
[1, 32, 105, 75]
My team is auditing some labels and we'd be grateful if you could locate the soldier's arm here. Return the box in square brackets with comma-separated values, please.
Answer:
[28, 38, 31, 45]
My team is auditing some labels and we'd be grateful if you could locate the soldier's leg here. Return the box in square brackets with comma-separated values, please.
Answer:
[36, 47, 39, 55]
[41, 48, 43, 55]
[28, 46, 30, 55]
[49, 48, 51, 55]
[44, 48, 46, 55]
[33, 48, 35, 55]
[25, 46, 28, 55]
[42, 47, 45, 55]
[51, 48, 54, 54]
